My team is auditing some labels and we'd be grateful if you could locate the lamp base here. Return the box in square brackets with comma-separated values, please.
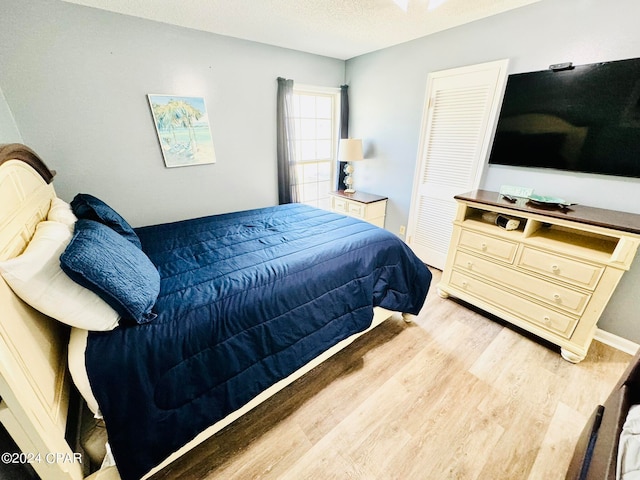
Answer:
[344, 188, 356, 194]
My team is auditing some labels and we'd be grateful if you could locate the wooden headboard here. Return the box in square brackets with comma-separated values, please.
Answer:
[0, 143, 83, 480]
[0, 143, 55, 260]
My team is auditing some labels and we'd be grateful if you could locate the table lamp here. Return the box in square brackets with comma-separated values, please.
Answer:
[338, 138, 364, 193]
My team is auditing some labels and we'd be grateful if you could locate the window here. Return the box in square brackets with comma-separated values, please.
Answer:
[291, 87, 340, 210]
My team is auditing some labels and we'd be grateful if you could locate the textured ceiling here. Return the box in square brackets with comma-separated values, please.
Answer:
[62, 0, 540, 59]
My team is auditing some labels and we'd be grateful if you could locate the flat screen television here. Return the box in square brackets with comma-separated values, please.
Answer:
[488, 57, 640, 178]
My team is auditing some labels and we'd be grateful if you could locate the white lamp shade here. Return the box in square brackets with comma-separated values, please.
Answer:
[338, 138, 364, 162]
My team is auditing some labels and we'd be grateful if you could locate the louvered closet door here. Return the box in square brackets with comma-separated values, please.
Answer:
[407, 60, 509, 269]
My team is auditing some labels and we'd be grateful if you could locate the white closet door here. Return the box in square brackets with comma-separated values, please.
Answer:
[407, 60, 509, 269]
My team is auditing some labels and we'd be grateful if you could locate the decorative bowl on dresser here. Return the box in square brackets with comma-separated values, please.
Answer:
[437, 190, 640, 363]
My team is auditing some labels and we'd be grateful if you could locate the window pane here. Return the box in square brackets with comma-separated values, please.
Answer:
[317, 119, 332, 139]
[318, 162, 331, 181]
[300, 181, 318, 202]
[318, 180, 331, 198]
[317, 96, 332, 118]
[300, 119, 316, 139]
[303, 162, 318, 182]
[317, 196, 331, 210]
[316, 140, 331, 160]
[299, 183, 310, 202]
[299, 95, 316, 117]
[292, 95, 301, 117]
[300, 140, 316, 161]
[293, 140, 302, 162]
[293, 118, 301, 136]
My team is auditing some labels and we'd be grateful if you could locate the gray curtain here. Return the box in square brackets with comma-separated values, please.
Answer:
[276, 77, 299, 204]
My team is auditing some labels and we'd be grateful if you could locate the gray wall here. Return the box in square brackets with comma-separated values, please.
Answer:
[345, 0, 640, 342]
[0, 0, 345, 227]
[0, 87, 22, 143]
[1, 0, 638, 342]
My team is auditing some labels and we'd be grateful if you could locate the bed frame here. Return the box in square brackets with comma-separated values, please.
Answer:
[0, 143, 79, 479]
[0, 143, 402, 480]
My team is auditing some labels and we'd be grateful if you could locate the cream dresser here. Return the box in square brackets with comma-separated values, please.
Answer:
[329, 190, 387, 228]
[438, 190, 640, 363]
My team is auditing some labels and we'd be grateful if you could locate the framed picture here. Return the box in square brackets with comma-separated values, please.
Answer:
[147, 94, 216, 167]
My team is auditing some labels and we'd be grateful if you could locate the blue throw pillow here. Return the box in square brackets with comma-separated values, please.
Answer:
[71, 193, 142, 249]
[60, 219, 160, 324]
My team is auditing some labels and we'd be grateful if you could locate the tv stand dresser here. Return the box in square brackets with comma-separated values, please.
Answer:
[438, 190, 640, 363]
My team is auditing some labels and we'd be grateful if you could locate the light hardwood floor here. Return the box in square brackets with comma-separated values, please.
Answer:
[150, 268, 632, 480]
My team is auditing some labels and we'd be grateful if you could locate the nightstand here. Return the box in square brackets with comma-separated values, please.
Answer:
[329, 190, 387, 227]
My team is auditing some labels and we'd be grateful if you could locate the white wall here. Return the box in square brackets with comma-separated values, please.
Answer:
[345, 0, 640, 342]
[0, 0, 345, 227]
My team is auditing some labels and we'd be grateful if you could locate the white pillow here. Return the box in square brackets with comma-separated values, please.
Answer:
[47, 197, 77, 227]
[68, 328, 101, 416]
[0, 221, 120, 331]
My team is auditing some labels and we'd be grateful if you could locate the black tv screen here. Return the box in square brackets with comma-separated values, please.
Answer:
[488, 57, 640, 178]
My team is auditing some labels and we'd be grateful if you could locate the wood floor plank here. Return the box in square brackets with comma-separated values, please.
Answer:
[288, 377, 413, 479]
[556, 340, 632, 417]
[470, 328, 567, 418]
[149, 267, 632, 480]
[527, 402, 589, 480]
[187, 422, 312, 480]
[289, 319, 425, 445]
[395, 373, 505, 480]
[279, 443, 378, 480]
[474, 381, 550, 479]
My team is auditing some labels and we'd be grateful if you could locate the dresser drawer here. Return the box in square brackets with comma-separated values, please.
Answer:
[517, 247, 604, 290]
[454, 250, 591, 316]
[458, 229, 518, 263]
[332, 197, 348, 213]
[450, 271, 578, 339]
[348, 202, 364, 218]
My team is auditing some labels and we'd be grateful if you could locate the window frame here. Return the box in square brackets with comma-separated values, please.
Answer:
[291, 84, 341, 209]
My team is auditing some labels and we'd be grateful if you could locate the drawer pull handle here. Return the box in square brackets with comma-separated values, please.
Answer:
[481, 243, 487, 251]
[543, 315, 552, 325]
[553, 294, 561, 301]
[551, 264, 559, 272]
[466, 261, 473, 268]
[461, 281, 468, 288]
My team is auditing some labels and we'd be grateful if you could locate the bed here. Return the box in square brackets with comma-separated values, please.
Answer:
[0, 143, 432, 480]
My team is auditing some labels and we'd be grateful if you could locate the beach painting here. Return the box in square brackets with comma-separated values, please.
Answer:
[147, 94, 216, 167]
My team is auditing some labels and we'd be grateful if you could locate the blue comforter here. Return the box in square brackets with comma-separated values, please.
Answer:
[85, 203, 431, 480]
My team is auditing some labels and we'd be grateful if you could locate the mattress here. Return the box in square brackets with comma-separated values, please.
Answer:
[80, 204, 431, 480]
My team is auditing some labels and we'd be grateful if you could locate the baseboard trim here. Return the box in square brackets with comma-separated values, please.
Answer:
[595, 328, 639, 356]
